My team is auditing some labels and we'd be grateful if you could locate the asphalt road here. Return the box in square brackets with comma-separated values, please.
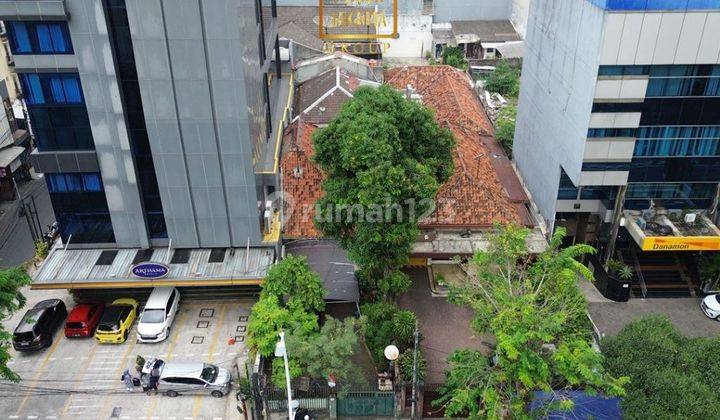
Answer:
[1, 289, 252, 419]
[0, 177, 55, 269]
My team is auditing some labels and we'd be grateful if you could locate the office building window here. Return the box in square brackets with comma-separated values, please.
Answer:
[47, 172, 115, 243]
[634, 138, 720, 157]
[587, 128, 637, 138]
[626, 182, 716, 200]
[598, 65, 650, 76]
[557, 168, 579, 199]
[19, 73, 83, 105]
[47, 173, 103, 193]
[591, 102, 644, 113]
[647, 77, 720, 97]
[19, 73, 94, 151]
[6, 21, 73, 55]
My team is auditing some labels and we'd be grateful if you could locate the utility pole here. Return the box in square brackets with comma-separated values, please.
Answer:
[410, 321, 419, 420]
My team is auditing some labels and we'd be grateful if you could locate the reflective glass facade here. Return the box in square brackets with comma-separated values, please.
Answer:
[6, 21, 73, 54]
[46, 172, 115, 243]
[104, 0, 167, 239]
[19, 73, 94, 151]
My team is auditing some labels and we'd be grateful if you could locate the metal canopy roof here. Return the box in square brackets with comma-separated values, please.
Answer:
[285, 239, 359, 303]
[32, 247, 275, 289]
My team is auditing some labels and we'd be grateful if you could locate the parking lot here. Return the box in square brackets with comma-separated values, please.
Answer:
[1, 289, 254, 420]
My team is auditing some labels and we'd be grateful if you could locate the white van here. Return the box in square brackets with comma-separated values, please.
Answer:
[137, 287, 180, 343]
[158, 362, 231, 398]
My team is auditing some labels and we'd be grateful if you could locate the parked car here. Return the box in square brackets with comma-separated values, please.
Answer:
[95, 298, 139, 344]
[137, 287, 180, 343]
[701, 294, 720, 319]
[65, 303, 105, 338]
[13, 299, 67, 351]
[158, 362, 231, 398]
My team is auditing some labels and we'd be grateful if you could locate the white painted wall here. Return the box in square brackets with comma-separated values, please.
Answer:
[510, 0, 530, 38]
[513, 0, 605, 227]
[380, 14, 433, 57]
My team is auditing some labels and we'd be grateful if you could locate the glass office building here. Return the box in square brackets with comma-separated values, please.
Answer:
[1, 0, 283, 249]
[514, 0, 720, 297]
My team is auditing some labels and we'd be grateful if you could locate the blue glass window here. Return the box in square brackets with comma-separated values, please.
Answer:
[557, 168, 580, 199]
[634, 139, 720, 157]
[6, 21, 73, 54]
[19, 73, 84, 105]
[47, 173, 103, 193]
[598, 65, 650, 76]
[587, 128, 637, 138]
[626, 182, 716, 200]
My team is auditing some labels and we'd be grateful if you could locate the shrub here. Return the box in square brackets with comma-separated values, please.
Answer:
[441, 46, 468, 70]
[494, 105, 516, 156]
[484, 61, 520, 98]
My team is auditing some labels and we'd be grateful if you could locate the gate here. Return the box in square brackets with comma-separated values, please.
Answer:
[337, 391, 395, 417]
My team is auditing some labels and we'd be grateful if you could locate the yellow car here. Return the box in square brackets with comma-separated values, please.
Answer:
[94, 298, 139, 344]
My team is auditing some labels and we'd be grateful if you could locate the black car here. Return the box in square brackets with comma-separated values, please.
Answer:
[13, 299, 67, 351]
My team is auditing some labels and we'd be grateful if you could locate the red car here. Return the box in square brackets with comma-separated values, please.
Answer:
[65, 303, 104, 338]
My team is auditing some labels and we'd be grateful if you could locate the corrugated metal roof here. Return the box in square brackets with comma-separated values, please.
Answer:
[32, 247, 275, 289]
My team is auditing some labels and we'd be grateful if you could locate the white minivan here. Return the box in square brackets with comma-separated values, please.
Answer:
[137, 287, 180, 343]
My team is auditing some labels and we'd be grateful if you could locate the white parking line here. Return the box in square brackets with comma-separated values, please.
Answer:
[27, 416, 38, 419]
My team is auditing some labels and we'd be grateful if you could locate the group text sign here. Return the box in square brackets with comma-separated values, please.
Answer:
[319, 0, 398, 40]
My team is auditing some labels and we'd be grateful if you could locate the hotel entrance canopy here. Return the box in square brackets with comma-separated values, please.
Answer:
[623, 210, 720, 252]
[32, 247, 274, 289]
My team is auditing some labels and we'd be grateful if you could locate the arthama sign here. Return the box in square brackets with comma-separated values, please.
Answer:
[132, 262, 170, 279]
[641, 236, 720, 251]
[319, 0, 398, 40]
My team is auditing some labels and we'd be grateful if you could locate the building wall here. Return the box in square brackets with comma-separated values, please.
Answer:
[434, 0, 511, 22]
[510, 0, 530, 37]
[513, 0, 605, 227]
[125, 0, 264, 248]
[65, 0, 151, 248]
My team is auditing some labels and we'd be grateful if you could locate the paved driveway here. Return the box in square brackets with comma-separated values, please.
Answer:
[1, 289, 252, 420]
[397, 268, 490, 384]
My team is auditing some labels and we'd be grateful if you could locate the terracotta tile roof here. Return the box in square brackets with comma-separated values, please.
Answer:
[385, 65, 531, 228]
[281, 65, 533, 239]
[281, 121, 324, 239]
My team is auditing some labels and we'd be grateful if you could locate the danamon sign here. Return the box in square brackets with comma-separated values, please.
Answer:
[319, 0, 398, 40]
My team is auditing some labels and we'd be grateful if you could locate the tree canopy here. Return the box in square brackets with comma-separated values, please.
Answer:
[313, 85, 455, 298]
[436, 225, 627, 418]
[0, 267, 32, 382]
[602, 315, 720, 420]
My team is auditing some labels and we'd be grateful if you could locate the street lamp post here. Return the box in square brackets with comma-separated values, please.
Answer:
[275, 331, 294, 420]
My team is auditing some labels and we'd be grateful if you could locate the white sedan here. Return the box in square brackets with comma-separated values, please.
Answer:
[700, 294, 720, 319]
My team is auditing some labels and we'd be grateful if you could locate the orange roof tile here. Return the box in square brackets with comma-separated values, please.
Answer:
[281, 121, 324, 239]
[386, 65, 528, 228]
[281, 65, 532, 239]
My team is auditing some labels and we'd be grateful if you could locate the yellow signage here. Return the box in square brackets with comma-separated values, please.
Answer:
[319, 0, 398, 40]
[323, 41, 390, 55]
[641, 236, 720, 251]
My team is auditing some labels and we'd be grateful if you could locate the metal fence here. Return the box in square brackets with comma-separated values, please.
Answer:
[263, 386, 395, 417]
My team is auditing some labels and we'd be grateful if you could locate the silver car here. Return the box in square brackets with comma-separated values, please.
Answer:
[158, 362, 231, 398]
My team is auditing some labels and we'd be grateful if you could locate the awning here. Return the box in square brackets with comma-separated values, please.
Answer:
[623, 210, 720, 251]
[0, 146, 25, 174]
[285, 239, 359, 303]
[31, 246, 275, 289]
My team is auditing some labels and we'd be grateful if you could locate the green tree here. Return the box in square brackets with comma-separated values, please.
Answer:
[247, 295, 318, 357]
[441, 46, 468, 70]
[436, 225, 627, 419]
[494, 105, 516, 156]
[272, 316, 365, 387]
[247, 256, 326, 356]
[0, 268, 32, 382]
[483, 61, 520, 98]
[313, 85, 454, 298]
[602, 315, 720, 420]
[261, 254, 325, 313]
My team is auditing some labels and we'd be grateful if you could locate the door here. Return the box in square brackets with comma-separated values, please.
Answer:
[165, 290, 178, 328]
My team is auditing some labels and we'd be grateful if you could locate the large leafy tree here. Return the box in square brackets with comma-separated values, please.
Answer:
[313, 85, 455, 298]
[272, 316, 365, 387]
[0, 268, 32, 381]
[435, 225, 627, 418]
[602, 315, 720, 419]
[247, 255, 324, 357]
